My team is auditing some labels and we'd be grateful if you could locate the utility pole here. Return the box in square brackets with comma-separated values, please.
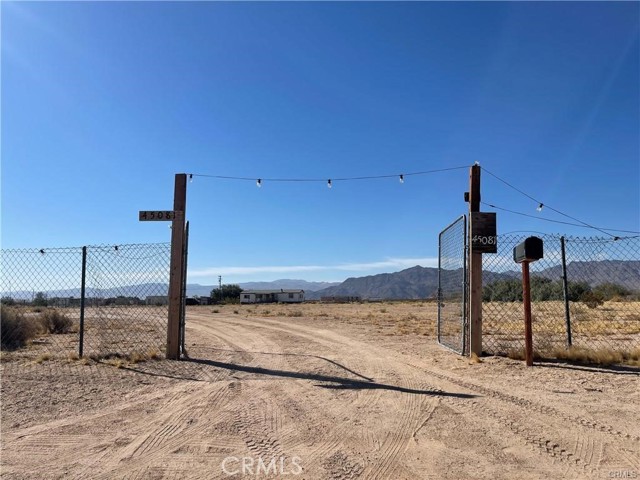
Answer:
[468, 164, 483, 356]
[167, 173, 187, 360]
[218, 275, 222, 302]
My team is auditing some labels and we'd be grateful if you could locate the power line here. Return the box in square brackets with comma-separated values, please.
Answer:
[482, 167, 626, 238]
[188, 165, 470, 183]
[481, 201, 640, 238]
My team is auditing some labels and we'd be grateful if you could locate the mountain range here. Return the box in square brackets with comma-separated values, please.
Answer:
[4, 261, 638, 301]
[307, 260, 640, 300]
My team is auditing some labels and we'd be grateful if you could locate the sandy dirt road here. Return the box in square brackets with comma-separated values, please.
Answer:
[2, 307, 639, 479]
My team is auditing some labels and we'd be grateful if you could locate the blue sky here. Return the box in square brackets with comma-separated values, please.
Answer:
[2, 2, 639, 285]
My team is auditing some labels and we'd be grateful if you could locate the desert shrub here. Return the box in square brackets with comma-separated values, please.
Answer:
[483, 278, 594, 302]
[287, 310, 303, 317]
[580, 291, 605, 309]
[32, 292, 48, 307]
[42, 309, 73, 334]
[592, 283, 632, 300]
[1, 308, 37, 350]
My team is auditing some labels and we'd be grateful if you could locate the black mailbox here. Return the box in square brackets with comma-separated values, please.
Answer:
[513, 236, 543, 263]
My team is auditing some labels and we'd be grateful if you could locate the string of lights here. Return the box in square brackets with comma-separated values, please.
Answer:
[188, 165, 470, 186]
[481, 167, 629, 238]
[186, 164, 637, 238]
[481, 201, 640, 239]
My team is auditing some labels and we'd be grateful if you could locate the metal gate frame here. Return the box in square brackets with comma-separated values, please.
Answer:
[437, 215, 468, 354]
[179, 221, 189, 357]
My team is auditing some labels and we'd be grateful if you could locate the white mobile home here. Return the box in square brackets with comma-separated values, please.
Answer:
[240, 289, 305, 304]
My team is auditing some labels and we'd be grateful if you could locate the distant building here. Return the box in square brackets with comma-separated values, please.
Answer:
[146, 295, 169, 306]
[240, 290, 305, 304]
[320, 296, 361, 303]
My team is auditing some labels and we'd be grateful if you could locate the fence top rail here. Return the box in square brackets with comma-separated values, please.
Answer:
[1, 242, 171, 255]
[497, 233, 639, 244]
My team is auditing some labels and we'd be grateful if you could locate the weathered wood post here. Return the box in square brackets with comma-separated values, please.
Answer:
[167, 173, 187, 360]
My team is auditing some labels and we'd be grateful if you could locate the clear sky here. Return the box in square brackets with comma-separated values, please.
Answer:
[2, 1, 639, 285]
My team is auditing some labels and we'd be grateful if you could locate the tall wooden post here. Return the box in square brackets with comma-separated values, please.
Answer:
[167, 173, 187, 360]
[468, 165, 483, 356]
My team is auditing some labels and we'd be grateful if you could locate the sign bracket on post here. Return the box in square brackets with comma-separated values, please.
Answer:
[138, 174, 187, 360]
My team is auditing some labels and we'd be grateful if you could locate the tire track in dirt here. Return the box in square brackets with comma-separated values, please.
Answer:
[365, 371, 424, 480]
[194, 318, 370, 471]
[212, 316, 383, 382]
[234, 397, 285, 460]
[3, 381, 205, 480]
[228, 314, 431, 480]
[226, 318, 394, 477]
[210, 315, 461, 480]
[402, 363, 637, 478]
[406, 361, 640, 443]
[450, 396, 601, 478]
[397, 376, 600, 478]
[91, 381, 239, 480]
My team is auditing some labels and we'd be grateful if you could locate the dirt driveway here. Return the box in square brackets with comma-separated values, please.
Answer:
[2, 307, 638, 479]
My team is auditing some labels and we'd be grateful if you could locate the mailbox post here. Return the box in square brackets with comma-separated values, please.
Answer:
[513, 237, 544, 367]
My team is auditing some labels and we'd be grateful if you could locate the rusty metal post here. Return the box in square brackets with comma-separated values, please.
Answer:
[521, 260, 534, 367]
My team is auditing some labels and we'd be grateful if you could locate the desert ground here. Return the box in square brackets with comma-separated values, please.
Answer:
[1, 303, 639, 479]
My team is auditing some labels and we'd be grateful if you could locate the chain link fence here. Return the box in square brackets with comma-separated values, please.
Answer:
[437, 216, 467, 354]
[1, 243, 170, 362]
[482, 234, 640, 357]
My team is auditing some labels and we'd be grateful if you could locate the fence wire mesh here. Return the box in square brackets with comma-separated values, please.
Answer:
[1, 243, 170, 361]
[437, 216, 467, 354]
[482, 234, 640, 357]
[1, 247, 83, 360]
[84, 243, 170, 358]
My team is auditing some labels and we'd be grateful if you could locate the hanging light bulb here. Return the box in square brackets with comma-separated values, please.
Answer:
[537, 203, 544, 212]
[256, 179, 262, 188]
[327, 179, 332, 189]
[399, 174, 404, 184]
[189, 174, 193, 183]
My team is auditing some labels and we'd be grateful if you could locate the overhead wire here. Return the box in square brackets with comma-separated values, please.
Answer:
[481, 167, 628, 238]
[481, 201, 639, 238]
[186, 164, 637, 238]
[188, 165, 470, 183]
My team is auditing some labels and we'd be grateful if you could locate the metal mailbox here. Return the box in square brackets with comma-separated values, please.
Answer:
[513, 236, 543, 264]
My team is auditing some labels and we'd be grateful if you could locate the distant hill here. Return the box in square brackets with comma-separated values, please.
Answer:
[185, 280, 340, 297]
[4, 283, 168, 301]
[238, 280, 340, 292]
[307, 266, 518, 300]
[4, 261, 637, 302]
[537, 260, 640, 290]
[308, 260, 640, 300]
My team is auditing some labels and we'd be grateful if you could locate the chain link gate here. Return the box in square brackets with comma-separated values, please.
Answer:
[1, 243, 171, 361]
[437, 215, 468, 354]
